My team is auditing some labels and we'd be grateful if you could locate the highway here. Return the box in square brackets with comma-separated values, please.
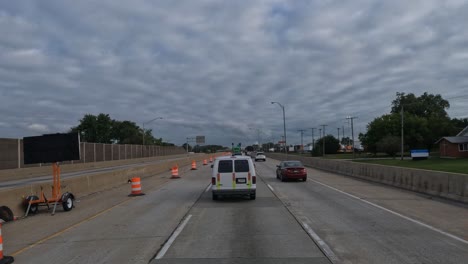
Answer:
[3, 158, 468, 263]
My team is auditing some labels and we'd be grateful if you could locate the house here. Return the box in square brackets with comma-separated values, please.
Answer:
[436, 126, 468, 158]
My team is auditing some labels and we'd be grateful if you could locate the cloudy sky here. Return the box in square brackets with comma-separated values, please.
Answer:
[1, 0, 468, 147]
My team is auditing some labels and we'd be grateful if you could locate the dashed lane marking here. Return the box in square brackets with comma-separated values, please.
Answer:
[154, 214, 193, 259]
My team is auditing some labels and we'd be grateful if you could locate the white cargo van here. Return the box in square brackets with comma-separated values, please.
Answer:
[211, 155, 256, 200]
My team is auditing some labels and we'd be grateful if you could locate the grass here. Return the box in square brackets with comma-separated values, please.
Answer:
[355, 157, 468, 175]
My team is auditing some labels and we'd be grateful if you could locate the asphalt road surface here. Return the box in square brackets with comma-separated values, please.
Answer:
[4, 158, 468, 263]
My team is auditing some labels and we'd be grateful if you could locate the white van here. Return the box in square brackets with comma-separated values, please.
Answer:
[211, 155, 256, 200]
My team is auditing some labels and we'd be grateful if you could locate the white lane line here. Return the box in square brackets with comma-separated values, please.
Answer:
[205, 184, 211, 193]
[311, 179, 468, 246]
[267, 184, 274, 192]
[155, 214, 193, 259]
[302, 222, 339, 262]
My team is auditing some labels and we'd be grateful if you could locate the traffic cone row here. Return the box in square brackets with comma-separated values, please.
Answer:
[0, 221, 14, 264]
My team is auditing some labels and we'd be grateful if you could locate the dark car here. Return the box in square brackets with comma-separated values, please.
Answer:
[276, 160, 307, 182]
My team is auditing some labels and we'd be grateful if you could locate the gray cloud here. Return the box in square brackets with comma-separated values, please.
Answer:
[1, 0, 467, 146]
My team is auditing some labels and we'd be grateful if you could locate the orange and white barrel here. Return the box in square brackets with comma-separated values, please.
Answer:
[171, 166, 180, 179]
[191, 160, 197, 170]
[129, 177, 145, 196]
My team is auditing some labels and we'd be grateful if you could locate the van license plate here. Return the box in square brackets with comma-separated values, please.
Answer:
[236, 178, 246, 184]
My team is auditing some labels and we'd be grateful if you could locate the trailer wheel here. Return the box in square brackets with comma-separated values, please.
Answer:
[0, 206, 14, 222]
[24, 196, 39, 215]
[62, 196, 74, 211]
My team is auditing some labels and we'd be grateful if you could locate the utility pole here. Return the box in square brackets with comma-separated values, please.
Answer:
[401, 105, 404, 160]
[320, 124, 327, 156]
[346, 116, 358, 159]
[337, 127, 340, 142]
[297, 129, 306, 154]
[309, 128, 316, 153]
[342, 125, 345, 145]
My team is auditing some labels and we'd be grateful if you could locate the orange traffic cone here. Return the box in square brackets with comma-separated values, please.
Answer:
[128, 177, 145, 196]
[171, 165, 180, 179]
[0, 221, 14, 264]
[203, 159, 207, 166]
[191, 160, 197, 170]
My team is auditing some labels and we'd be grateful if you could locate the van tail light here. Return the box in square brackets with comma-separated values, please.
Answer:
[252, 176, 256, 184]
[212, 177, 216, 185]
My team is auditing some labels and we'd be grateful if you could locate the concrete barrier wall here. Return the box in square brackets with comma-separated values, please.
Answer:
[267, 153, 468, 203]
[0, 153, 224, 217]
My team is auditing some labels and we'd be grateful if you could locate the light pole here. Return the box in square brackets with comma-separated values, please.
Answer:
[142, 117, 163, 145]
[271, 102, 287, 155]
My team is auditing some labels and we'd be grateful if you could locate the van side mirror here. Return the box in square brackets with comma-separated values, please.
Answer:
[276, 165, 280, 168]
[210, 165, 213, 168]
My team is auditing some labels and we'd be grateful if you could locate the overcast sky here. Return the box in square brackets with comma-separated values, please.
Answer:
[1, 0, 468, 147]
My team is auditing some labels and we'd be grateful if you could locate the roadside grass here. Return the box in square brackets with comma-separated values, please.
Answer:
[354, 157, 468, 175]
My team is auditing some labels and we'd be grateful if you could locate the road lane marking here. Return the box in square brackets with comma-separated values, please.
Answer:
[205, 184, 211, 193]
[267, 184, 274, 192]
[311, 179, 468, 246]
[302, 222, 339, 262]
[259, 173, 338, 263]
[155, 214, 193, 259]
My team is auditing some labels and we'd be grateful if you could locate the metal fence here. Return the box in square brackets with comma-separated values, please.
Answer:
[0, 138, 185, 170]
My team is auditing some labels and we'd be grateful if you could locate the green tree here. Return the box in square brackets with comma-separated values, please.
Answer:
[362, 92, 456, 153]
[112, 120, 142, 144]
[391, 92, 450, 118]
[376, 135, 400, 157]
[71, 113, 113, 143]
[312, 135, 340, 156]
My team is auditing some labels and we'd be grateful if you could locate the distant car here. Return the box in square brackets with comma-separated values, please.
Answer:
[255, 152, 266, 162]
[276, 160, 307, 182]
[233, 152, 243, 156]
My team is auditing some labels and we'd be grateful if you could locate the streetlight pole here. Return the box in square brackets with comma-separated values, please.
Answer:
[142, 117, 163, 145]
[271, 102, 287, 155]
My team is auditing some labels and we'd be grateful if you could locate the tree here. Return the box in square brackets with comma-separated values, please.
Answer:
[376, 135, 400, 157]
[362, 92, 456, 153]
[71, 113, 166, 145]
[112, 120, 142, 144]
[182, 143, 192, 152]
[312, 135, 340, 156]
[391, 92, 450, 118]
[71, 113, 113, 143]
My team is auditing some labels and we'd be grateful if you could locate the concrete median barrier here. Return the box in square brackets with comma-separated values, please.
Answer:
[0, 154, 221, 216]
[267, 153, 468, 204]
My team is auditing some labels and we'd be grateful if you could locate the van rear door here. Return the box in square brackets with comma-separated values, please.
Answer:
[216, 159, 234, 190]
[234, 159, 252, 189]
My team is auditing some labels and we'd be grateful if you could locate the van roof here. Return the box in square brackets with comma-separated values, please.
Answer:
[216, 155, 252, 161]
